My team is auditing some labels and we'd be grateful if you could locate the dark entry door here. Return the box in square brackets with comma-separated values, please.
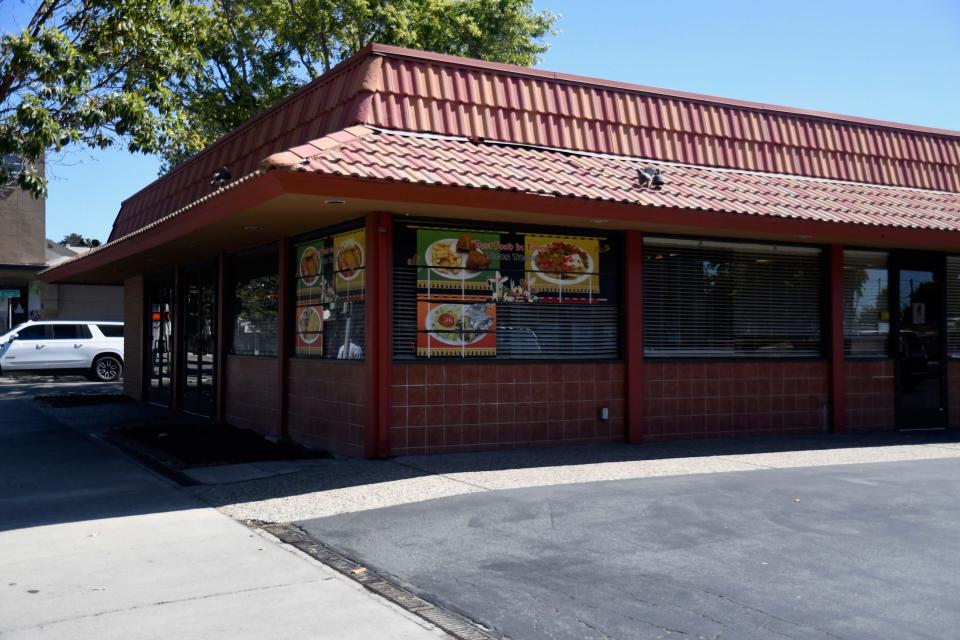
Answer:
[895, 256, 946, 428]
[179, 265, 217, 417]
[146, 274, 175, 406]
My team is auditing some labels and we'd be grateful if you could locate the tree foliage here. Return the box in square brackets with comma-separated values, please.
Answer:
[2, 0, 557, 194]
[60, 232, 100, 246]
[0, 0, 207, 197]
[164, 0, 557, 169]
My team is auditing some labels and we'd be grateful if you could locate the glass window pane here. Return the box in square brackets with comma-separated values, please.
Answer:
[293, 225, 366, 359]
[391, 222, 621, 360]
[16, 324, 47, 340]
[230, 245, 279, 356]
[643, 237, 822, 357]
[947, 257, 960, 358]
[843, 250, 889, 357]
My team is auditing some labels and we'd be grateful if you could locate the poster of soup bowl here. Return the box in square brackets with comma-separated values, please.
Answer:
[295, 240, 325, 297]
[295, 303, 324, 356]
[416, 300, 496, 357]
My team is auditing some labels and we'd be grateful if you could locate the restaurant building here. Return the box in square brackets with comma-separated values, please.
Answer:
[42, 44, 960, 457]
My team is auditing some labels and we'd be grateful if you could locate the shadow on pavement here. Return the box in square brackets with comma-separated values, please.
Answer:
[0, 399, 200, 533]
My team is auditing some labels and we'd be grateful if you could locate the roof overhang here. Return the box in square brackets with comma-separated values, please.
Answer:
[42, 167, 960, 286]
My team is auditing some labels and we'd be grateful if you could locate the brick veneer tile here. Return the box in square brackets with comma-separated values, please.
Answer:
[844, 360, 896, 432]
[388, 362, 625, 455]
[643, 361, 830, 440]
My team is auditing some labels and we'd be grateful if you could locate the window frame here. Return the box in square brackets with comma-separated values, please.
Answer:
[227, 243, 280, 358]
[842, 249, 892, 360]
[289, 218, 367, 361]
[391, 216, 624, 363]
[642, 234, 826, 361]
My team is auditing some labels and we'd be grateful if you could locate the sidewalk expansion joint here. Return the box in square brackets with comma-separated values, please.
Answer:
[259, 522, 499, 640]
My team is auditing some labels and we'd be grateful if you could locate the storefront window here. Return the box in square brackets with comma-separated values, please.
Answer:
[292, 224, 365, 359]
[843, 250, 889, 357]
[229, 245, 279, 356]
[392, 221, 621, 360]
[643, 237, 822, 357]
[947, 257, 960, 358]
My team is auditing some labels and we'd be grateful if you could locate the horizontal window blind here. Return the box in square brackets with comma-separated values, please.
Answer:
[948, 257, 960, 358]
[843, 250, 889, 357]
[643, 237, 823, 357]
[392, 266, 621, 360]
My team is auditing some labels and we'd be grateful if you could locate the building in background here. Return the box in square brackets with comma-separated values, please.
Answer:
[42, 45, 960, 457]
[0, 155, 121, 332]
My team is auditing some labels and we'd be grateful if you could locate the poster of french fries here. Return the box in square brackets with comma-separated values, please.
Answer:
[416, 228, 500, 292]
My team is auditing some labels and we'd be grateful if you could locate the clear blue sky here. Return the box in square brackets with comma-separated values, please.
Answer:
[15, 0, 960, 243]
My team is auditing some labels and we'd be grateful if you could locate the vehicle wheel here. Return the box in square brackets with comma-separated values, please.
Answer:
[91, 355, 123, 382]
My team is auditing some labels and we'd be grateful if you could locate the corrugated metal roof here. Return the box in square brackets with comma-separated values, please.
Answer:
[262, 126, 960, 232]
[110, 44, 960, 241]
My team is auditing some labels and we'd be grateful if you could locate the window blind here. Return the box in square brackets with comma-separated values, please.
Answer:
[947, 257, 960, 358]
[843, 250, 889, 357]
[643, 237, 823, 357]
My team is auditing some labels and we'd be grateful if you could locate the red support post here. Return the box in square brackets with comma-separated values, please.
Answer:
[625, 230, 645, 444]
[277, 239, 290, 438]
[215, 253, 226, 423]
[364, 212, 392, 458]
[829, 244, 846, 432]
[171, 267, 182, 412]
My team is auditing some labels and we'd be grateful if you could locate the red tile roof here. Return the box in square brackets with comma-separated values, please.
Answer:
[109, 44, 960, 241]
[262, 126, 960, 232]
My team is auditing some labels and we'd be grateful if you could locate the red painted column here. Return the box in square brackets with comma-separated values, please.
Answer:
[829, 244, 846, 432]
[625, 230, 645, 444]
[171, 267, 182, 412]
[277, 239, 290, 438]
[215, 253, 227, 423]
[364, 212, 393, 458]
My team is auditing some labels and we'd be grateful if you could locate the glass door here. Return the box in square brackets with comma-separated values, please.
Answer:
[179, 265, 217, 417]
[146, 274, 175, 406]
[895, 256, 946, 428]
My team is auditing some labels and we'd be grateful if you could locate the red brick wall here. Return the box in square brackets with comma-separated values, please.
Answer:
[388, 362, 625, 455]
[950, 361, 960, 430]
[844, 360, 896, 432]
[287, 359, 368, 457]
[224, 356, 279, 436]
[644, 361, 830, 440]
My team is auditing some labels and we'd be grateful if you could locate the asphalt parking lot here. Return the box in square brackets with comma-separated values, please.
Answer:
[0, 374, 121, 399]
[302, 457, 960, 640]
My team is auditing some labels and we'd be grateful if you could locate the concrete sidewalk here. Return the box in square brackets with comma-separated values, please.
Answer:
[0, 399, 447, 640]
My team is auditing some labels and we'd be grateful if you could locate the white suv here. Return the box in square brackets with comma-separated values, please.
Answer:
[0, 321, 124, 382]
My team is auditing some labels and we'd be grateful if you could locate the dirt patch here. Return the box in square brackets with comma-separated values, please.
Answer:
[34, 393, 133, 408]
[106, 420, 328, 471]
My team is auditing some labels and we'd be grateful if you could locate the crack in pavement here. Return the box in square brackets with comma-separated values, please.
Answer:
[2, 579, 326, 633]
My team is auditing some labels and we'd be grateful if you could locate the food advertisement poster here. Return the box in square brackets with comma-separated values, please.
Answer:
[417, 228, 500, 292]
[524, 234, 599, 297]
[416, 301, 496, 356]
[332, 229, 365, 294]
[295, 240, 324, 297]
[295, 303, 323, 356]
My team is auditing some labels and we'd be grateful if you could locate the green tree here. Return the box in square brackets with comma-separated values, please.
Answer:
[60, 232, 100, 246]
[3, 0, 557, 191]
[0, 0, 208, 197]
[162, 0, 558, 168]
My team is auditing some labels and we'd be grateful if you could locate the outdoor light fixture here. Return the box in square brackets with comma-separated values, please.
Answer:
[324, 199, 346, 205]
[210, 166, 231, 188]
[636, 166, 665, 189]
